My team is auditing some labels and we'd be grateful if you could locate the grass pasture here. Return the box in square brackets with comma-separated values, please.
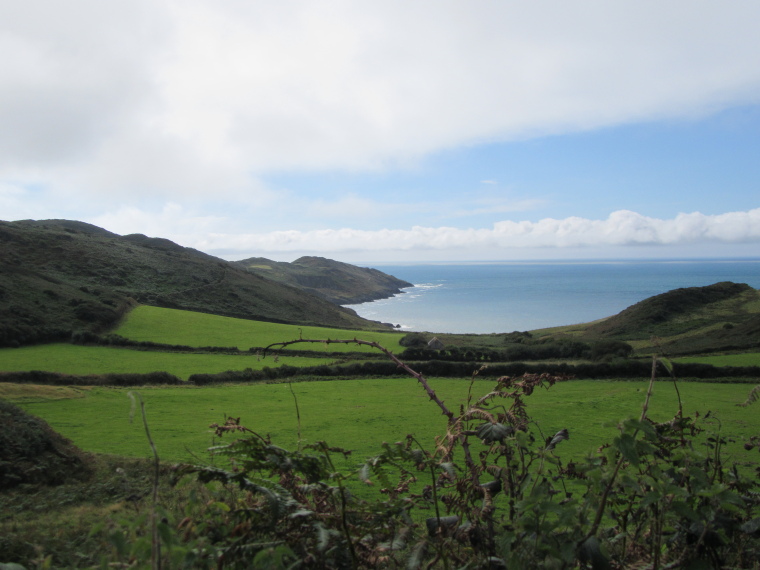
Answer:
[12, 379, 758, 470]
[115, 305, 406, 353]
[0, 343, 333, 380]
[676, 352, 760, 367]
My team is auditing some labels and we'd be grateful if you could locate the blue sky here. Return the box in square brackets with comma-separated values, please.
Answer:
[264, 106, 760, 227]
[1, 1, 759, 263]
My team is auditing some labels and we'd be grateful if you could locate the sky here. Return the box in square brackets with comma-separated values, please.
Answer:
[2, 0, 759, 264]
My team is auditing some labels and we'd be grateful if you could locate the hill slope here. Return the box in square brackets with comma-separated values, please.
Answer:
[0, 219, 389, 347]
[234, 256, 412, 304]
[577, 281, 760, 354]
[583, 282, 755, 339]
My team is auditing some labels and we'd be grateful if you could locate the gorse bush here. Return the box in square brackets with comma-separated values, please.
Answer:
[97, 337, 760, 569]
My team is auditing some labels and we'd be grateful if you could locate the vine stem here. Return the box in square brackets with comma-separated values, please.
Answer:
[287, 381, 303, 451]
[582, 355, 659, 544]
[317, 442, 358, 567]
[128, 391, 162, 570]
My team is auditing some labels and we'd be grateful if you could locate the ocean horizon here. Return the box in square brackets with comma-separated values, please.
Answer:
[345, 258, 760, 334]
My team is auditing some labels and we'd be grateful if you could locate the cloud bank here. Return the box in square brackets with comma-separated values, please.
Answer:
[2, 1, 760, 199]
[193, 209, 760, 258]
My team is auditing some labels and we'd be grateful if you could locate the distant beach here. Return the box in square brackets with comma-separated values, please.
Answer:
[345, 259, 760, 334]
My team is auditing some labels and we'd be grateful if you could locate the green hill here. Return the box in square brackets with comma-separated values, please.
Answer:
[234, 255, 412, 304]
[583, 282, 755, 339]
[0, 219, 392, 347]
[571, 281, 760, 355]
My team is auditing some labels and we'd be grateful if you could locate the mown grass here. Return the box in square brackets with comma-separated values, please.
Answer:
[676, 352, 760, 367]
[13, 379, 758, 469]
[115, 305, 406, 353]
[0, 343, 333, 380]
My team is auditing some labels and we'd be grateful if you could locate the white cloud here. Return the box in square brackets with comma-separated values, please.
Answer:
[88, 203, 227, 240]
[194, 209, 760, 258]
[153, 0, 760, 174]
[0, 0, 168, 166]
[2, 0, 760, 204]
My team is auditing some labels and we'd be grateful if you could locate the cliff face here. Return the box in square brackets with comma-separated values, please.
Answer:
[233, 256, 413, 305]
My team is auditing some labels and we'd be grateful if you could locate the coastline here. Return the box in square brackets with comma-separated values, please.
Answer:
[344, 259, 760, 334]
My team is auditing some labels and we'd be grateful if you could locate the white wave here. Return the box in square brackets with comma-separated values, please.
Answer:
[411, 283, 445, 290]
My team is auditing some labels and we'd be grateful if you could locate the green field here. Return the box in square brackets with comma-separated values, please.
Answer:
[3, 300, 760, 568]
[676, 352, 760, 367]
[0, 343, 334, 380]
[0, 306, 412, 381]
[12, 379, 758, 469]
[115, 305, 406, 353]
[3, 305, 759, 474]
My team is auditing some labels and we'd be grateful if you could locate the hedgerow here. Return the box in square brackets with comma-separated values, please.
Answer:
[0, 370, 183, 386]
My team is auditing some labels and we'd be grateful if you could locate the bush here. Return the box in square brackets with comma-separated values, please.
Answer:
[399, 332, 428, 348]
[0, 370, 183, 386]
[587, 339, 634, 361]
[0, 400, 92, 489]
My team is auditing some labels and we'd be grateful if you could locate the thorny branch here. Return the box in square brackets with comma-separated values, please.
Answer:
[263, 337, 485, 481]
[264, 337, 455, 422]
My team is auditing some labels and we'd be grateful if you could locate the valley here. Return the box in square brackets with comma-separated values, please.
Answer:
[1, 220, 759, 569]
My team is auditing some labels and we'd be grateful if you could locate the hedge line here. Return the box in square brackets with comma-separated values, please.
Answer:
[399, 339, 634, 363]
[69, 332, 636, 363]
[70, 331, 372, 358]
[189, 359, 760, 384]
[2, 360, 757, 387]
[0, 370, 183, 386]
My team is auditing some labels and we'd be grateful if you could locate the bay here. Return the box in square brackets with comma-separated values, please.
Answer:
[345, 259, 760, 334]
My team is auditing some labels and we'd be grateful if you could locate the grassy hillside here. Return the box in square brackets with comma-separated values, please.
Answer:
[115, 305, 406, 352]
[0, 219, 389, 347]
[235, 255, 412, 305]
[676, 352, 760, 367]
[583, 281, 757, 339]
[531, 281, 760, 356]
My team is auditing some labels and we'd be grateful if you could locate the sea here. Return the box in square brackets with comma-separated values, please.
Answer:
[344, 259, 760, 334]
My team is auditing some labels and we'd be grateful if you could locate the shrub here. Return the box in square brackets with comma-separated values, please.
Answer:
[587, 339, 634, 361]
[0, 400, 92, 489]
[0, 370, 183, 386]
[399, 332, 428, 348]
